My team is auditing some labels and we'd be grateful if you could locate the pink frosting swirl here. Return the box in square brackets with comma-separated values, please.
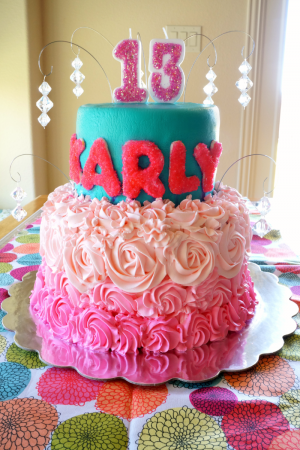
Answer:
[30, 269, 46, 317]
[63, 234, 107, 293]
[206, 183, 252, 252]
[204, 306, 229, 341]
[117, 199, 144, 227]
[45, 294, 76, 341]
[93, 281, 137, 314]
[114, 314, 146, 354]
[44, 263, 81, 307]
[216, 222, 246, 278]
[67, 199, 95, 231]
[96, 198, 128, 221]
[239, 267, 257, 320]
[142, 317, 181, 352]
[167, 209, 200, 228]
[177, 311, 211, 351]
[177, 196, 202, 211]
[223, 297, 247, 332]
[137, 218, 174, 248]
[46, 183, 75, 205]
[211, 277, 232, 307]
[75, 308, 119, 351]
[136, 279, 187, 318]
[185, 268, 231, 312]
[40, 218, 65, 272]
[168, 202, 224, 230]
[141, 200, 168, 221]
[162, 232, 215, 286]
[93, 198, 140, 240]
[30, 274, 77, 342]
[105, 236, 166, 293]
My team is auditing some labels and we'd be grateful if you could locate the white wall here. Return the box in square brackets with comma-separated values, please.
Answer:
[0, 0, 48, 210]
[0, 0, 34, 209]
[0, 0, 287, 206]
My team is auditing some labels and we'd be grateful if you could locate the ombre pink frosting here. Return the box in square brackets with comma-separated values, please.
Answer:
[33, 183, 256, 354]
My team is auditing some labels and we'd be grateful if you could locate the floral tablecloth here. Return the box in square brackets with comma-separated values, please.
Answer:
[0, 215, 300, 450]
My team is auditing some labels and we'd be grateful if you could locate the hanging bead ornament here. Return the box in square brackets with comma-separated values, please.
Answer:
[216, 154, 276, 239]
[253, 196, 272, 238]
[10, 186, 27, 222]
[37, 80, 53, 128]
[9, 153, 71, 222]
[203, 68, 218, 106]
[71, 55, 85, 98]
[236, 59, 253, 108]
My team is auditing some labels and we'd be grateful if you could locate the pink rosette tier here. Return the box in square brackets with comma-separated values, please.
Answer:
[31, 259, 256, 354]
[30, 183, 257, 354]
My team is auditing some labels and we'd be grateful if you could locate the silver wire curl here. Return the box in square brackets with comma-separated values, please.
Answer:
[70, 27, 114, 57]
[215, 153, 276, 196]
[184, 33, 218, 68]
[183, 30, 255, 102]
[9, 154, 70, 184]
[38, 40, 114, 102]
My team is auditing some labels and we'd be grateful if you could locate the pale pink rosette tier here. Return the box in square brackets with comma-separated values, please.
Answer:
[40, 183, 252, 293]
[31, 182, 256, 354]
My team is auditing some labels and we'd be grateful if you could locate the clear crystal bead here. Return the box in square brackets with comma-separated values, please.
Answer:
[72, 56, 83, 70]
[11, 205, 27, 222]
[238, 92, 251, 108]
[11, 186, 27, 202]
[38, 112, 51, 128]
[239, 60, 252, 75]
[203, 82, 218, 96]
[38, 81, 52, 95]
[206, 68, 217, 82]
[253, 218, 271, 238]
[203, 96, 214, 106]
[70, 70, 85, 84]
[235, 76, 253, 92]
[73, 85, 84, 98]
[257, 196, 271, 216]
[36, 96, 53, 113]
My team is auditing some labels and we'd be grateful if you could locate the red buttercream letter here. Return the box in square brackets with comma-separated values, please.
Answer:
[81, 138, 121, 197]
[69, 134, 85, 184]
[122, 141, 165, 199]
[169, 141, 200, 194]
[193, 141, 223, 193]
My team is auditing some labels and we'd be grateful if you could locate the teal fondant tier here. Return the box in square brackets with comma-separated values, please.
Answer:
[75, 102, 220, 205]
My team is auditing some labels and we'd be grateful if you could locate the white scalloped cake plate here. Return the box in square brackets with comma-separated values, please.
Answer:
[1, 263, 298, 385]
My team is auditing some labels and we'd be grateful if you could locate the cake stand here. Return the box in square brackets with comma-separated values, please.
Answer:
[1, 263, 298, 386]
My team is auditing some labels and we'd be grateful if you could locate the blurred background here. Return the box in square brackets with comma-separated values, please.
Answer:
[0, 0, 297, 248]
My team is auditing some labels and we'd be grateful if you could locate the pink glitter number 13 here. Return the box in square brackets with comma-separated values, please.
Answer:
[148, 39, 185, 103]
[113, 39, 148, 103]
